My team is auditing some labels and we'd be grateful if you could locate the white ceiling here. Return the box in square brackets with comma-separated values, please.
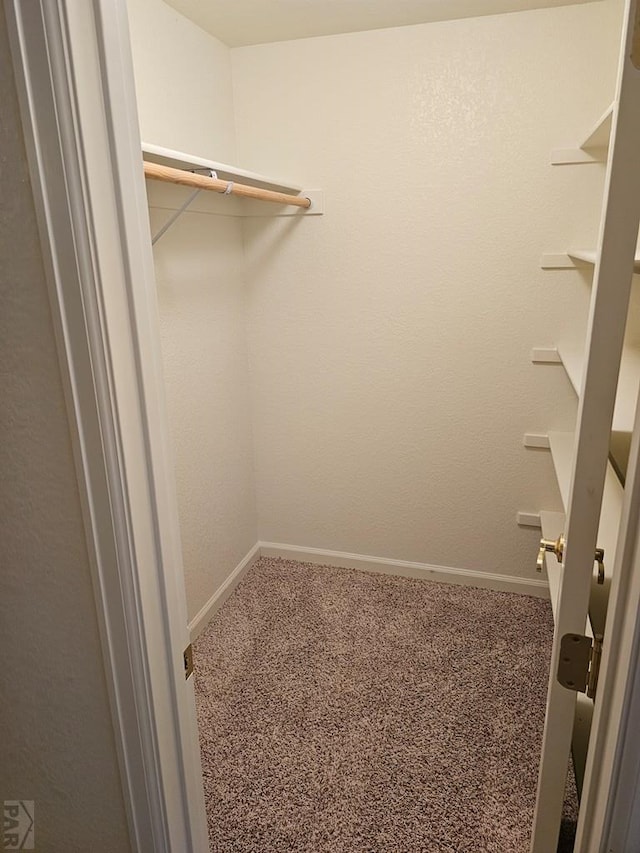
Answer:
[163, 0, 600, 47]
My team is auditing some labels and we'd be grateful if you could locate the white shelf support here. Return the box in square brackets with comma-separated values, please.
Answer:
[551, 148, 608, 165]
[152, 186, 202, 245]
[541, 251, 640, 272]
[531, 346, 561, 363]
[551, 103, 614, 165]
[540, 253, 576, 269]
[523, 433, 551, 449]
[582, 105, 615, 149]
[517, 511, 542, 528]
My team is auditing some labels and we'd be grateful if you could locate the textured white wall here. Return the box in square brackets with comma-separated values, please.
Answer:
[127, 0, 258, 620]
[127, 0, 237, 160]
[0, 7, 131, 849]
[149, 202, 258, 619]
[231, 2, 622, 579]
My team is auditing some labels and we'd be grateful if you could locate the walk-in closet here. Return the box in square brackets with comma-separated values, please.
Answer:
[124, 0, 640, 849]
[6, 0, 639, 849]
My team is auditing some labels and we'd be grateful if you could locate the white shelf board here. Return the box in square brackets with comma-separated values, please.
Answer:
[141, 142, 304, 193]
[550, 102, 614, 165]
[558, 340, 640, 434]
[551, 149, 607, 165]
[548, 431, 623, 516]
[568, 249, 598, 266]
[614, 347, 640, 433]
[541, 251, 640, 272]
[568, 249, 640, 274]
[548, 431, 574, 510]
[557, 341, 583, 397]
[581, 104, 614, 150]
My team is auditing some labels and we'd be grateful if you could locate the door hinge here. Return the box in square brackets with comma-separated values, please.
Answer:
[183, 643, 194, 680]
[557, 633, 603, 699]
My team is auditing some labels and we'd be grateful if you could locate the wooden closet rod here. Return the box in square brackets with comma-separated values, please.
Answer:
[143, 161, 312, 209]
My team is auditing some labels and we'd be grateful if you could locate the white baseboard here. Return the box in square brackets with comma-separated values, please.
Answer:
[188, 543, 261, 641]
[189, 541, 550, 640]
[259, 541, 550, 599]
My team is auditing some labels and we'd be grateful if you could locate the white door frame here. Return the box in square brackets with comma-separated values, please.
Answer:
[5, 0, 640, 851]
[5, 1, 208, 850]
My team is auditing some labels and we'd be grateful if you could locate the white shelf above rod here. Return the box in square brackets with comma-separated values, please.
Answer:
[551, 103, 614, 165]
[142, 142, 304, 192]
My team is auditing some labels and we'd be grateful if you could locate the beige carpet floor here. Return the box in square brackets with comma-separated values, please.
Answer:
[194, 557, 577, 852]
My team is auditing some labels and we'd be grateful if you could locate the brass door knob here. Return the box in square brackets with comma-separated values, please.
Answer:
[535, 535, 605, 585]
[536, 535, 565, 572]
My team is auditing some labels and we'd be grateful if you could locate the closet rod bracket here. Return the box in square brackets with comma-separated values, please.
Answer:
[151, 168, 214, 245]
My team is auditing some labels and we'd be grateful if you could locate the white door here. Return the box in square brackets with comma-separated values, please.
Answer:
[530, 2, 640, 850]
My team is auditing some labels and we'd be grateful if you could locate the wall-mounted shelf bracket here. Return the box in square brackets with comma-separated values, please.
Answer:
[550, 104, 614, 165]
[531, 347, 561, 364]
[151, 169, 215, 245]
[517, 511, 542, 528]
[540, 251, 640, 273]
